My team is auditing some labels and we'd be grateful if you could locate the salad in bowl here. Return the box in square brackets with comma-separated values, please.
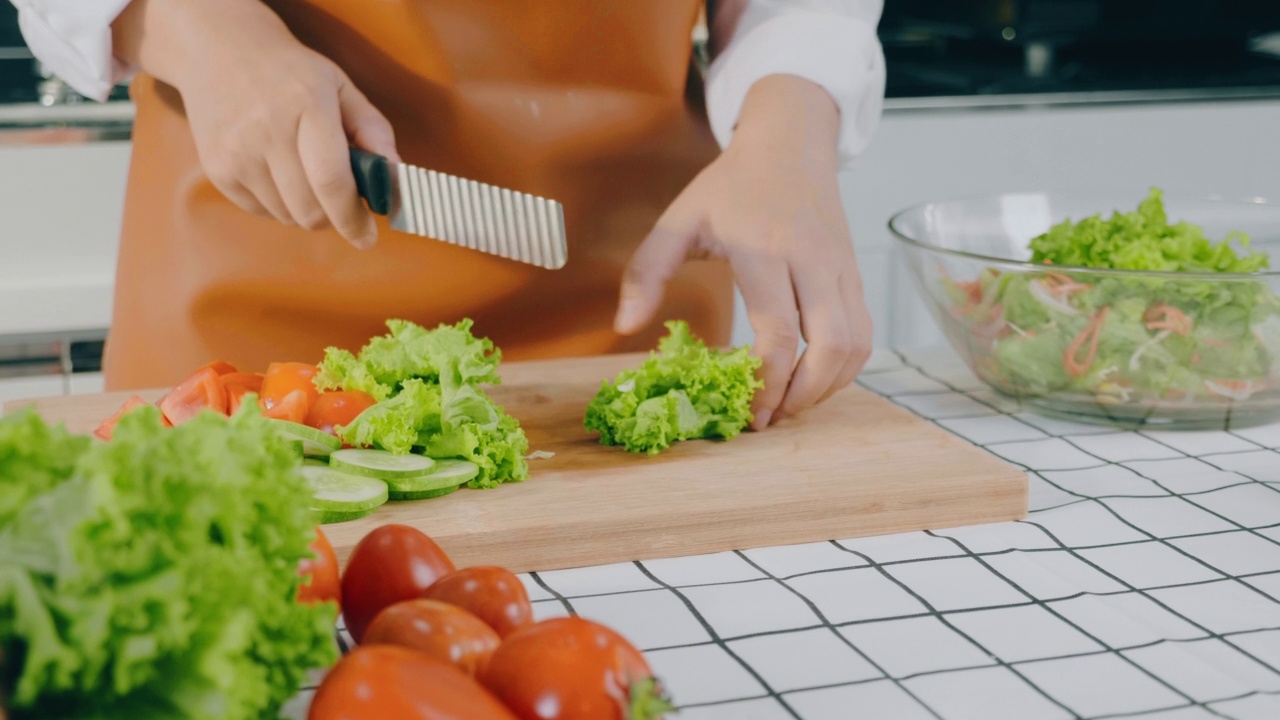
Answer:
[890, 188, 1280, 428]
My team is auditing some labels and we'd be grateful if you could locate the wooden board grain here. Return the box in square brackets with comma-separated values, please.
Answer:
[6, 353, 1027, 573]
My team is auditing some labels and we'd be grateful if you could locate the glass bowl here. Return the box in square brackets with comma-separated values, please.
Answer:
[888, 192, 1280, 429]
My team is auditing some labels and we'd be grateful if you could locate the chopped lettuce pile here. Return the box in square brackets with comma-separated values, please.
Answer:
[315, 318, 529, 488]
[943, 188, 1280, 406]
[585, 320, 763, 454]
[0, 405, 337, 720]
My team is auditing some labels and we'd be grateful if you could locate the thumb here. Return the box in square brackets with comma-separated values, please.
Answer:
[338, 81, 400, 164]
[615, 209, 700, 335]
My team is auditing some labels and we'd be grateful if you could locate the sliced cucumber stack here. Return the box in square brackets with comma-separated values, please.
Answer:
[385, 459, 480, 500]
[268, 419, 342, 458]
[302, 466, 388, 524]
[330, 448, 437, 479]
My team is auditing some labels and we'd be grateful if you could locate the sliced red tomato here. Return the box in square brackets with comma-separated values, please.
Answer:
[422, 566, 534, 639]
[480, 617, 673, 720]
[221, 371, 264, 392]
[93, 395, 150, 441]
[196, 360, 239, 376]
[261, 362, 320, 411]
[308, 645, 516, 720]
[340, 524, 456, 643]
[363, 599, 500, 677]
[261, 389, 309, 424]
[298, 526, 341, 609]
[157, 367, 228, 425]
[306, 391, 377, 435]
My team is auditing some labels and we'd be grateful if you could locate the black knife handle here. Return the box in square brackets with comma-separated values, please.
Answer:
[349, 146, 391, 216]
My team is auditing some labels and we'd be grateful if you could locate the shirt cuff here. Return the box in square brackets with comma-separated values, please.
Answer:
[15, 0, 135, 102]
[705, 11, 886, 168]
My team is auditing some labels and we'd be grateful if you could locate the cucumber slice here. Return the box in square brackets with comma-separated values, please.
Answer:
[389, 484, 461, 501]
[330, 448, 436, 479]
[268, 419, 342, 458]
[302, 457, 328, 467]
[302, 466, 387, 523]
[384, 460, 478, 501]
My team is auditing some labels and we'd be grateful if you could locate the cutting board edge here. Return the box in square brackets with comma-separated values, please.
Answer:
[323, 465, 1030, 573]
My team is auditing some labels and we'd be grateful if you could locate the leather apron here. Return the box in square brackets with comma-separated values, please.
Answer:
[104, 0, 734, 390]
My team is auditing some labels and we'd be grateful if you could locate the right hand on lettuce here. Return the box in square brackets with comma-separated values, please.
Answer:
[113, 0, 399, 248]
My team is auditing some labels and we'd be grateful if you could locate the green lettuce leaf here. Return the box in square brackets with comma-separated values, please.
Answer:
[0, 404, 337, 720]
[322, 319, 529, 487]
[584, 320, 764, 454]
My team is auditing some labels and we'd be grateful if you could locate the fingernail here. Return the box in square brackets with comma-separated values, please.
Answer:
[754, 410, 772, 430]
[614, 301, 641, 334]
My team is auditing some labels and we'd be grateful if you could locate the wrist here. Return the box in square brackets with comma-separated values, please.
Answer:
[727, 74, 841, 170]
[113, 0, 294, 89]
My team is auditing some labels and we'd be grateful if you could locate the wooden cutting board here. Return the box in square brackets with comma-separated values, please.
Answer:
[6, 353, 1027, 573]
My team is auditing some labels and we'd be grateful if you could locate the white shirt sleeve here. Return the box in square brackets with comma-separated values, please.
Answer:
[12, 0, 134, 102]
[705, 0, 887, 168]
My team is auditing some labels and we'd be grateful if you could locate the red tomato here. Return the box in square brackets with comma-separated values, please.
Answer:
[261, 389, 310, 424]
[221, 371, 264, 392]
[260, 362, 320, 411]
[93, 395, 150, 441]
[308, 644, 517, 720]
[297, 527, 341, 609]
[422, 566, 534, 638]
[157, 367, 228, 425]
[306, 391, 377, 435]
[480, 617, 673, 720]
[196, 360, 239, 375]
[363, 599, 500, 677]
[340, 524, 456, 643]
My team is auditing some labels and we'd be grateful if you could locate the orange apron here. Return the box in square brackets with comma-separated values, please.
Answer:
[104, 0, 734, 391]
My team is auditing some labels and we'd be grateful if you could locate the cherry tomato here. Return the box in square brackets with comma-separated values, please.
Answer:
[305, 391, 377, 435]
[363, 599, 500, 677]
[481, 617, 673, 720]
[157, 367, 228, 425]
[340, 524, 456, 643]
[221, 371, 264, 393]
[260, 361, 320, 411]
[422, 566, 534, 638]
[308, 644, 517, 720]
[261, 389, 310, 424]
[297, 527, 341, 609]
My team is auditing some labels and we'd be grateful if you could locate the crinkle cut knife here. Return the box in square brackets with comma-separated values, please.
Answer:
[349, 147, 568, 270]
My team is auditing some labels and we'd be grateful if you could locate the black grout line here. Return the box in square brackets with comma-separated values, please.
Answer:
[630, 560, 805, 720]
[921, 529, 1232, 718]
[823, 539, 1084, 719]
[527, 571, 577, 617]
[729, 549, 947, 720]
[891, 355, 1280, 687]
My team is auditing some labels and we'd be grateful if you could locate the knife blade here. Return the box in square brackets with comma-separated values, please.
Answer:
[349, 147, 568, 270]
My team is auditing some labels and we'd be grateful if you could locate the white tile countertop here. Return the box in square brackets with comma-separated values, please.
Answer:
[278, 346, 1280, 720]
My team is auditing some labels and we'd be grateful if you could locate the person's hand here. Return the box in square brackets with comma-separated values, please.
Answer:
[614, 74, 872, 430]
[113, 0, 399, 248]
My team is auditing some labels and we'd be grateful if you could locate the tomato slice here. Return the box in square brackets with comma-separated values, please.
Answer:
[261, 389, 310, 424]
[93, 395, 150, 441]
[157, 367, 229, 425]
[197, 360, 240, 376]
[298, 526, 342, 609]
[221, 372, 264, 393]
[305, 391, 377, 435]
[261, 362, 320, 411]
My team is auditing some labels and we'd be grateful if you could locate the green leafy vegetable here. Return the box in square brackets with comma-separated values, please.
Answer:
[585, 320, 763, 454]
[0, 404, 337, 720]
[315, 318, 528, 488]
[941, 188, 1280, 406]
